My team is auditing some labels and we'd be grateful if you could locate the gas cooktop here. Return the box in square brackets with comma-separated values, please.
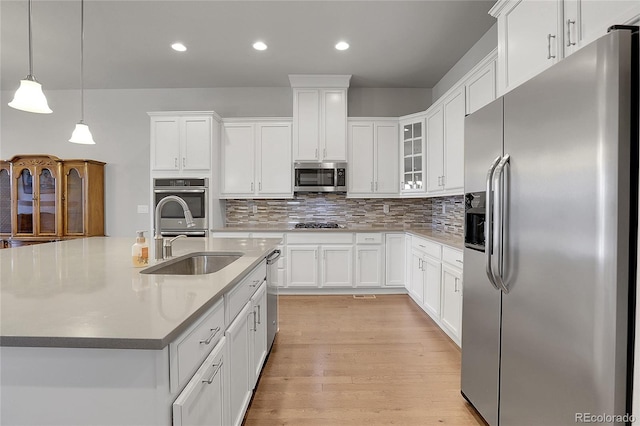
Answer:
[294, 222, 341, 229]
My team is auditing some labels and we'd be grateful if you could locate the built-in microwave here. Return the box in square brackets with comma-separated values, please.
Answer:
[294, 162, 347, 193]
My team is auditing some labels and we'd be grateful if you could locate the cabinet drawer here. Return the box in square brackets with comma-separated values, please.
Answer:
[225, 260, 267, 324]
[170, 297, 225, 394]
[173, 336, 225, 426]
[442, 246, 463, 268]
[356, 233, 382, 244]
[287, 232, 354, 245]
[210, 232, 251, 238]
[412, 237, 441, 259]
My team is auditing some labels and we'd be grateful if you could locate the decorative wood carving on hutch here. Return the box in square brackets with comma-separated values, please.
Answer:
[5, 155, 105, 247]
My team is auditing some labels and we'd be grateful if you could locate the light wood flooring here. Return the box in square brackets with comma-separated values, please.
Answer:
[244, 295, 486, 425]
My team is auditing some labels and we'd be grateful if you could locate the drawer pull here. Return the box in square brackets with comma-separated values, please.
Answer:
[456, 259, 463, 264]
[419, 244, 426, 248]
[199, 327, 221, 345]
[202, 362, 223, 385]
[249, 278, 262, 288]
[365, 238, 374, 241]
[257, 305, 261, 324]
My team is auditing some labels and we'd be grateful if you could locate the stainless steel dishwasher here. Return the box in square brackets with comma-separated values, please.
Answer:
[266, 249, 281, 350]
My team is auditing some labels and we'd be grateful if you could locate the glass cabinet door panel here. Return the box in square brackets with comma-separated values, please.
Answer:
[16, 169, 34, 234]
[404, 173, 412, 189]
[415, 173, 423, 189]
[404, 157, 412, 174]
[413, 140, 422, 155]
[404, 140, 412, 156]
[38, 168, 57, 234]
[66, 168, 84, 234]
[413, 122, 422, 138]
[0, 169, 10, 234]
[403, 124, 412, 139]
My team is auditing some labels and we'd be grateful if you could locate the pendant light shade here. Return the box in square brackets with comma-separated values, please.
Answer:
[8, 76, 52, 113]
[69, 0, 95, 144]
[69, 122, 95, 144]
[9, 0, 52, 114]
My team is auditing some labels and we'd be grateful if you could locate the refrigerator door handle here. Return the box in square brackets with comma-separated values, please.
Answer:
[485, 156, 502, 290]
[492, 154, 511, 294]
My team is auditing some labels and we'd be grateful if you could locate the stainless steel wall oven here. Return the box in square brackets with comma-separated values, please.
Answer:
[153, 178, 208, 237]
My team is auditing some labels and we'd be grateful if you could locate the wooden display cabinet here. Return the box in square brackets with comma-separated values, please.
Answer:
[6, 155, 105, 246]
[0, 161, 10, 248]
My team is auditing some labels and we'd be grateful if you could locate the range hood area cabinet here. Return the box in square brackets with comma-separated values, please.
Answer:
[5, 155, 105, 246]
[289, 75, 351, 162]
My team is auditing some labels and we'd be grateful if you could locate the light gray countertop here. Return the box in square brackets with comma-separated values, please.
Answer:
[212, 226, 464, 250]
[0, 237, 280, 350]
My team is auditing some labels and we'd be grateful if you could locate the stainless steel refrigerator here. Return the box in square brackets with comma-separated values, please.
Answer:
[461, 27, 638, 425]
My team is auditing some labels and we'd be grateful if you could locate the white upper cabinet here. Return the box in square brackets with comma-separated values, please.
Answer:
[425, 106, 444, 194]
[289, 75, 351, 162]
[150, 113, 214, 172]
[491, 0, 640, 94]
[442, 87, 465, 192]
[221, 120, 292, 199]
[400, 116, 426, 195]
[491, 0, 562, 94]
[564, 0, 640, 56]
[348, 119, 399, 197]
[465, 57, 497, 115]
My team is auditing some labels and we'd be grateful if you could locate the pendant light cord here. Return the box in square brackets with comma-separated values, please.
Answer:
[28, 0, 33, 77]
[80, 0, 85, 122]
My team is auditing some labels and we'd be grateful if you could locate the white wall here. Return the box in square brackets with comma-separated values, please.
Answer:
[431, 23, 497, 102]
[1, 86, 429, 237]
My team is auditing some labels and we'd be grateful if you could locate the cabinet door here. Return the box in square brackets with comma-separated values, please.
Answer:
[422, 256, 442, 319]
[321, 245, 353, 287]
[565, 0, 640, 56]
[287, 246, 319, 287]
[173, 337, 226, 426]
[500, 0, 561, 91]
[443, 87, 465, 192]
[34, 165, 61, 237]
[182, 116, 212, 171]
[258, 123, 292, 197]
[0, 165, 11, 235]
[222, 124, 255, 196]
[409, 249, 425, 303]
[250, 282, 268, 389]
[355, 246, 382, 288]
[348, 122, 375, 194]
[466, 59, 496, 115]
[441, 265, 463, 343]
[425, 106, 444, 193]
[322, 89, 347, 161]
[294, 90, 320, 161]
[385, 233, 405, 287]
[374, 122, 399, 194]
[400, 119, 425, 193]
[225, 302, 253, 426]
[63, 164, 85, 236]
[151, 117, 180, 170]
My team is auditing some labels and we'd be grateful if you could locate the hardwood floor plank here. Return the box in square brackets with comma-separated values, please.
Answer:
[244, 295, 485, 425]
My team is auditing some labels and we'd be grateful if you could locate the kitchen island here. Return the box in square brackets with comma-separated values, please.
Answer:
[0, 236, 280, 425]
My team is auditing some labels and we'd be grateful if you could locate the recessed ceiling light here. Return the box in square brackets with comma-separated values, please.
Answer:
[253, 41, 268, 51]
[335, 41, 350, 51]
[171, 42, 187, 52]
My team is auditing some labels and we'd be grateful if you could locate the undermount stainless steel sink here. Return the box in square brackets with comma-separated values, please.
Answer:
[141, 252, 243, 275]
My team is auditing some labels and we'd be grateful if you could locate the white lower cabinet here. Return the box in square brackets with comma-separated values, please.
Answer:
[321, 246, 354, 287]
[250, 282, 268, 388]
[287, 245, 319, 287]
[407, 235, 464, 347]
[384, 233, 405, 287]
[355, 245, 383, 287]
[226, 302, 254, 426]
[441, 264, 463, 344]
[173, 337, 226, 426]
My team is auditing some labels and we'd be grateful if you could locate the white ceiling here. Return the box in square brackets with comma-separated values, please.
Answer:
[0, 0, 496, 90]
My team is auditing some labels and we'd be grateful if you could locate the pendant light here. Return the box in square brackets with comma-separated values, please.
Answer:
[8, 0, 52, 114]
[69, 0, 95, 144]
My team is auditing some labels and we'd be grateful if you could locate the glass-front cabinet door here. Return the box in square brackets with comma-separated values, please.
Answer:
[400, 117, 425, 194]
[11, 155, 63, 239]
[63, 164, 85, 235]
[0, 161, 11, 238]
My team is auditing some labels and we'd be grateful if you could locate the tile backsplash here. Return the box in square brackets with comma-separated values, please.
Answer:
[225, 193, 464, 237]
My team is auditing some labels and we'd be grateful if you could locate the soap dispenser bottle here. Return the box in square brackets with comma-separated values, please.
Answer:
[132, 231, 149, 267]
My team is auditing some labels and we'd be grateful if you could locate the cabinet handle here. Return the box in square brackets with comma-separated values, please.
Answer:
[441, 175, 445, 186]
[174, 158, 178, 168]
[375, 182, 378, 191]
[182, 157, 186, 168]
[365, 238, 374, 241]
[202, 362, 223, 384]
[370, 181, 374, 191]
[253, 310, 258, 331]
[259, 182, 262, 191]
[456, 259, 463, 264]
[566, 19, 576, 47]
[454, 278, 458, 293]
[547, 34, 556, 59]
[418, 258, 423, 270]
[400, 181, 404, 191]
[419, 244, 426, 248]
[257, 305, 261, 324]
[199, 327, 221, 345]
[315, 148, 318, 159]
[251, 182, 254, 192]
[249, 278, 261, 288]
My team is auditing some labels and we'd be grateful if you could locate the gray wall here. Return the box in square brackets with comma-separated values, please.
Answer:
[431, 23, 497, 102]
[1, 87, 430, 237]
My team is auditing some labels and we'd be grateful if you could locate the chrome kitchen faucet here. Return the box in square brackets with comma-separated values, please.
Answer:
[154, 195, 195, 260]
